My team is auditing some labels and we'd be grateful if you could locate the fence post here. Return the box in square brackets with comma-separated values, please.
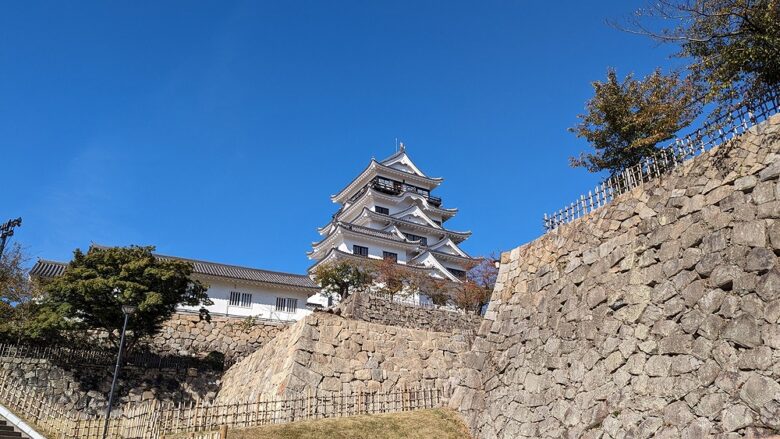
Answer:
[219, 424, 228, 439]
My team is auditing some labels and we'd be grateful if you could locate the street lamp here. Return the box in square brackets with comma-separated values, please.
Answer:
[102, 303, 137, 439]
[0, 217, 22, 259]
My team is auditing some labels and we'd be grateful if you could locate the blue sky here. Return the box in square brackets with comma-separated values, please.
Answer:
[3, 1, 680, 273]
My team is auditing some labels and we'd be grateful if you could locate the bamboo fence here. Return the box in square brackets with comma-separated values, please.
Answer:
[0, 371, 446, 438]
[544, 93, 780, 232]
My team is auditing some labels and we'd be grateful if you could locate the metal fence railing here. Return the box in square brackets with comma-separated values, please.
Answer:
[544, 93, 780, 232]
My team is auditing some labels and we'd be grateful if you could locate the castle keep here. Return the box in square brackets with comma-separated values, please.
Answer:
[308, 145, 478, 290]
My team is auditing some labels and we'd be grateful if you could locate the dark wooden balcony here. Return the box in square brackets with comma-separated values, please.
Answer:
[370, 177, 442, 207]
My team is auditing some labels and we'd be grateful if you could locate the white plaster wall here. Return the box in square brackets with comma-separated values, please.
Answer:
[369, 196, 441, 220]
[338, 235, 409, 264]
[307, 292, 333, 308]
[338, 193, 443, 226]
[379, 197, 414, 216]
[177, 277, 313, 321]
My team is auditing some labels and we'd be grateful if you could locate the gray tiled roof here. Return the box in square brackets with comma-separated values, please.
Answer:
[29, 259, 67, 278]
[337, 222, 405, 241]
[307, 248, 435, 275]
[331, 159, 443, 203]
[30, 253, 319, 291]
[363, 209, 470, 242]
[430, 249, 476, 262]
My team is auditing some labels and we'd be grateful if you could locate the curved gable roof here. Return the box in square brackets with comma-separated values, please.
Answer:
[408, 251, 460, 282]
[319, 187, 458, 233]
[392, 205, 440, 228]
[428, 237, 472, 258]
[357, 208, 471, 243]
[379, 147, 428, 178]
[331, 160, 443, 204]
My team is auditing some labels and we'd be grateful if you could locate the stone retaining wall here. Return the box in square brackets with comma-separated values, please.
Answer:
[0, 315, 287, 418]
[0, 356, 220, 415]
[338, 291, 481, 334]
[216, 312, 471, 404]
[450, 115, 780, 437]
[148, 313, 290, 364]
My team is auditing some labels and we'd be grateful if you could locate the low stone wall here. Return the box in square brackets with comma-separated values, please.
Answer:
[0, 356, 220, 415]
[0, 313, 291, 418]
[338, 291, 481, 334]
[216, 312, 471, 404]
[450, 115, 780, 438]
[148, 313, 291, 364]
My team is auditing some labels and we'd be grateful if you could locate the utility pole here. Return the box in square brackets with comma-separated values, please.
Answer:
[0, 217, 22, 259]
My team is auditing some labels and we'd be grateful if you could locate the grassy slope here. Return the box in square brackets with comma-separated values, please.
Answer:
[221, 409, 472, 439]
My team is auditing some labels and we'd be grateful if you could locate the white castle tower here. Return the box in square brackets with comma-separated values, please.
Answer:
[308, 144, 477, 302]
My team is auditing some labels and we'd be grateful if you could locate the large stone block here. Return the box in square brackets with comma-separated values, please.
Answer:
[739, 373, 780, 421]
[721, 315, 762, 348]
[732, 221, 767, 247]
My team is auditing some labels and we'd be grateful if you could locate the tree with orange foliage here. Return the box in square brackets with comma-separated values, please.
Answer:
[371, 257, 406, 298]
[450, 257, 499, 314]
[408, 270, 452, 306]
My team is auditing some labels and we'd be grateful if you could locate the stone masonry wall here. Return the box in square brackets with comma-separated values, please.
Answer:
[148, 313, 290, 364]
[0, 314, 287, 417]
[216, 312, 471, 404]
[0, 357, 220, 415]
[338, 291, 482, 334]
[451, 116, 780, 438]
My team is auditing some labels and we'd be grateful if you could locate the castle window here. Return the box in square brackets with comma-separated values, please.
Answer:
[229, 291, 252, 308]
[353, 245, 369, 257]
[276, 297, 298, 313]
[405, 233, 428, 246]
[383, 251, 398, 262]
[375, 206, 390, 215]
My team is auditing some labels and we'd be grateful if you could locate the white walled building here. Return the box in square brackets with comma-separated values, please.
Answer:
[30, 252, 320, 322]
[307, 145, 478, 303]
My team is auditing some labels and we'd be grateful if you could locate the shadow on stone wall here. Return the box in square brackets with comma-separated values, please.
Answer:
[1, 312, 295, 416]
[1, 353, 221, 415]
[148, 312, 291, 364]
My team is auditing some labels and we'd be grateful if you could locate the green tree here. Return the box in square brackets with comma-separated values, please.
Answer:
[312, 260, 375, 301]
[624, 0, 780, 111]
[40, 245, 211, 351]
[0, 243, 47, 343]
[570, 68, 700, 175]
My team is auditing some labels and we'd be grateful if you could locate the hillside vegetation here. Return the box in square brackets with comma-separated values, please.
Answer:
[196, 409, 471, 439]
